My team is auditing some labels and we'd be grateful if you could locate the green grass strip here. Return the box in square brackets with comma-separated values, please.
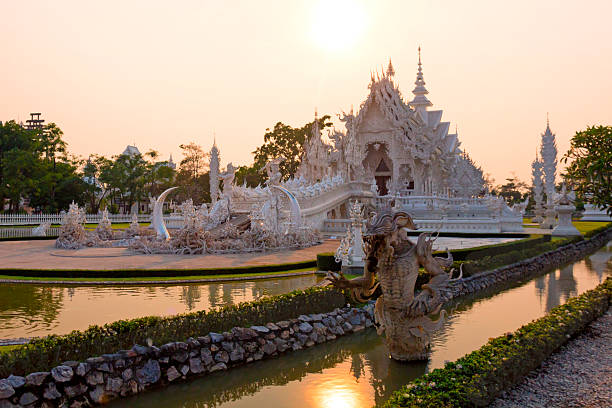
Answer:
[0, 268, 316, 283]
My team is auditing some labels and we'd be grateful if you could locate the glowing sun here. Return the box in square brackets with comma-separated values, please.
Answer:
[311, 0, 367, 52]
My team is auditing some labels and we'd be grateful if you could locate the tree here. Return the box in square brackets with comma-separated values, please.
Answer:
[562, 125, 612, 215]
[175, 143, 209, 204]
[492, 175, 529, 205]
[252, 115, 332, 182]
[0, 120, 84, 212]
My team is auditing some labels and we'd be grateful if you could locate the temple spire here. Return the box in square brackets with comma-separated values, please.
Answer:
[386, 58, 395, 77]
[409, 46, 433, 111]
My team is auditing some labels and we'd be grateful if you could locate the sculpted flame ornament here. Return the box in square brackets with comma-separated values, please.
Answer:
[327, 209, 461, 361]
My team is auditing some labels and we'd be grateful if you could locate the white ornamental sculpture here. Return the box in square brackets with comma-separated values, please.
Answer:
[540, 119, 557, 228]
[55, 202, 87, 249]
[209, 138, 220, 204]
[531, 152, 544, 223]
[552, 184, 580, 236]
[335, 200, 366, 274]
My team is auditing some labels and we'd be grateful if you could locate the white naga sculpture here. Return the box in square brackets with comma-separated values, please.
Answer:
[531, 152, 545, 223]
[540, 119, 558, 228]
[552, 184, 580, 236]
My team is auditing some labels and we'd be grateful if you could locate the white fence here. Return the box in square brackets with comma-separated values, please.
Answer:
[0, 227, 62, 238]
[0, 213, 151, 226]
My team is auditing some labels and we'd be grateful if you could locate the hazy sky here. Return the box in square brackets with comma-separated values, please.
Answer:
[1, 0, 611, 184]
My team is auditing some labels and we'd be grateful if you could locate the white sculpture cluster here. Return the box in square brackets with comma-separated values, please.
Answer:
[55, 202, 88, 249]
[335, 200, 365, 271]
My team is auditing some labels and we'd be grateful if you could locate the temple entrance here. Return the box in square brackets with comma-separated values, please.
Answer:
[375, 175, 390, 195]
[363, 142, 393, 196]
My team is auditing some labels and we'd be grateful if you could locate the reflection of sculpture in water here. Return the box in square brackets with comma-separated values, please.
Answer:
[180, 285, 202, 311]
[326, 209, 460, 361]
[557, 264, 577, 303]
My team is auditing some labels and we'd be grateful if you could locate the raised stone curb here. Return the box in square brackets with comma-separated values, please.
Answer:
[0, 305, 374, 407]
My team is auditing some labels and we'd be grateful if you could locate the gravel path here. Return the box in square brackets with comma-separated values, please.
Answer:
[491, 307, 612, 408]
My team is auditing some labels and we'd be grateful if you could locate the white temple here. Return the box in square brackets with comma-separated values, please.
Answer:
[227, 51, 523, 234]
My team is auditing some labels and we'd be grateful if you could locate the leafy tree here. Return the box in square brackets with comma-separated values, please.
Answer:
[175, 143, 210, 204]
[234, 165, 265, 187]
[0, 120, 84, 212]
[252, 115, 332, 182]
[492, 175, 529, 205]
[562, 125, 612, 215]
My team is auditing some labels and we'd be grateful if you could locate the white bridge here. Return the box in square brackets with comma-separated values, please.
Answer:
[230, 176, 524, 234]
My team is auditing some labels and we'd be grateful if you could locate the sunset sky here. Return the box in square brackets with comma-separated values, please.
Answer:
[1, 0, 611, 184]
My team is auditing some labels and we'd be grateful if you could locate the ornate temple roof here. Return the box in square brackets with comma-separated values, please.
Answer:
[121, 145, 141, 157]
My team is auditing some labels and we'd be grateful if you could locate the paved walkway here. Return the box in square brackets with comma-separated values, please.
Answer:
[0, 240, 339, 270]
[491, 307, 612, 408]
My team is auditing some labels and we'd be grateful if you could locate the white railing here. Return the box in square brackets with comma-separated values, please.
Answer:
[0, 227, 62, 238]
[0, 213, 151, 225]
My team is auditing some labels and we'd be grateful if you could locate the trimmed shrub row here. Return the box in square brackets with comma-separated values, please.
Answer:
[383, 277, 612, 408]
[584, 221, 612, 238]
[452, 236, 583, 277]
[0, 260, 317, 278]
[432, 235, 550, 262]
[0, 287, 346, 377]
[317, 252, 341, 271]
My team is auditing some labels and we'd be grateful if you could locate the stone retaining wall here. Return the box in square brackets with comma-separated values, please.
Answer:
[448, 229, 612, 299]
[0, 306, 374, 408]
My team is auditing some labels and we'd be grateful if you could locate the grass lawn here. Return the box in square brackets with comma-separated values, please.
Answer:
[0, 267, 317, 283]
[572, 221, 610, 235]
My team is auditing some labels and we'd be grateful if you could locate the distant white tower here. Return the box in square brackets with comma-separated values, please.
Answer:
[540, 116, 558, 228]
[531, 151, 544, 223]
[209, 137, 220, 204]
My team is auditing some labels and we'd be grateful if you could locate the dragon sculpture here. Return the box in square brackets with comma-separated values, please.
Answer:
[326, 209, 461, 361]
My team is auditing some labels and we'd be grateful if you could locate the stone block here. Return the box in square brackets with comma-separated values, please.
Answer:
[189, 357, 204, 374]
[6, 376, 24, 390]
[0, 379, 15, 399]
[135, 359, 161, 385]
[43, 382, 62, 400]
[166, 366, 180, 382]
[19, 392, 38, 406]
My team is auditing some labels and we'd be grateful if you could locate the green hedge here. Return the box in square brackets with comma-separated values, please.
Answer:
[317, 252, 341, 271]
[584, 221, 612, 238]
[452, 236, 583, 277]
[0, 260, 317, 278]
[0, 287, 346, 377]
[432, 235, 551, 262]
[383, 277, 612, 408]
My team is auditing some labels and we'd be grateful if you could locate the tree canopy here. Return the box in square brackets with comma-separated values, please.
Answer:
[562, 125, 612, 215]
[236, 115, 332, 186]
[0, 120, 85, 212]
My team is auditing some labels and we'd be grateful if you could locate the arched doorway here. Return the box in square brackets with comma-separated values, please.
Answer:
[363, 142, 392, 195]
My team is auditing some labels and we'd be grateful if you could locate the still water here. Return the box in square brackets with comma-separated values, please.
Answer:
[0, 275, 321, 339]
[112, 242, 612, 408]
